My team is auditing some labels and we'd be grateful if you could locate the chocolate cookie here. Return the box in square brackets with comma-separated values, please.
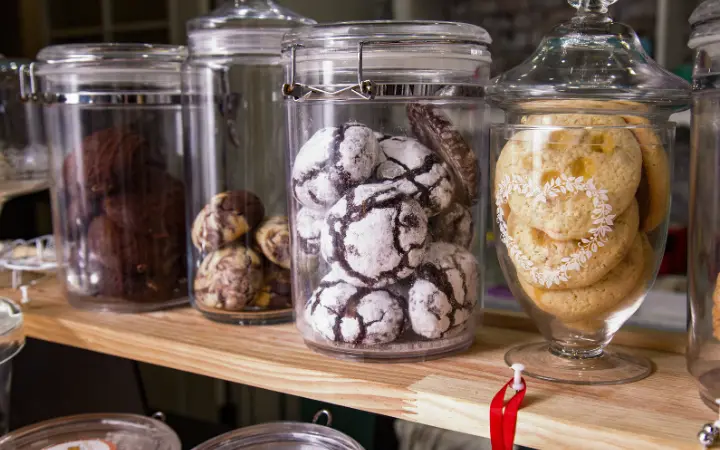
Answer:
[296, 207, 324, 255]
[86, 215, 152, 274]
[63, 128, 150, 198]
[191, 190, 265, 253]
[320, 182, 428, 288]
[251, 263, 291, 310]
[291, 123, 379, 210]
[254, 216, 291, 269]
[305, 271, 405, 345]
[407, 104, 478, 205]
[194, 245, 264, 311]
[429, 203, 474, 249]
[409, 242, 478, 339]
[104, 172, 186, 236]
[375, 136, 454, 217]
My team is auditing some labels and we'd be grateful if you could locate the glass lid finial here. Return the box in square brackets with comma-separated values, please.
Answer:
[568, 0, 618, 14]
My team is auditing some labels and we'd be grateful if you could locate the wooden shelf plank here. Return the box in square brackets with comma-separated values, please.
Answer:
[10, 278, 708, 449]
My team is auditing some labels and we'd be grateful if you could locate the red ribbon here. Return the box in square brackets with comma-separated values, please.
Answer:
[490, 377, 526, 450]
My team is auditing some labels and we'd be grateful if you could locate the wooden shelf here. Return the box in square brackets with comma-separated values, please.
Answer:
[10, 278, 709, 449]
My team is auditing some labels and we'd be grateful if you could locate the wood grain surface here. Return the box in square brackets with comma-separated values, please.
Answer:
[9, 278, 708, 449]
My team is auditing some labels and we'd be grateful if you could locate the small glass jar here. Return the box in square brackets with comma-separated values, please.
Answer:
[688, 0, 720, 410]
[283, 21, 491, 361]
[184, 1, 314, 324]
[487, 0, 690, 384]
[33, 44, 189, 312]
[0, 413, 181, 449]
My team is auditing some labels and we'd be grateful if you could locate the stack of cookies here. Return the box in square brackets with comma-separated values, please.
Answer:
[495, 110, 668, 330]
[292, 105, 481, 347]
[62, 127, 187, 305]
[191, 190, 292, 315]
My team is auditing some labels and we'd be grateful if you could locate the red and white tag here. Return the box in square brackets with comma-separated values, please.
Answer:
[490, 364, 526, 450]
[44, 440, 117, 450]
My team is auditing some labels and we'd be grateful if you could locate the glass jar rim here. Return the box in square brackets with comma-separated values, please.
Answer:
[690, 0, 720, 48]
[37, 43, 187, 65]
[192, 422, 365, 450]
[490, 122, 677, 132]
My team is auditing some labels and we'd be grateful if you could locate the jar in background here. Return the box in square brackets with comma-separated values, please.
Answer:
[688, 0, 720, 410]
[487, 0, 690, 384]
[283, 21, 491, 361]
[0, 413, 181, 449]
[0, 297, 23, 435]
[184, 1, 314, 324]
[33, 44, 188, 312]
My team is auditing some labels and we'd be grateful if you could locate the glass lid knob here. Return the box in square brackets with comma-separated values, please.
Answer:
[568, 0, 618, 14]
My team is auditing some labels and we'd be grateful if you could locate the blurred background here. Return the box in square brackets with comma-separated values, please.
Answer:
[0, 0, 699, 449]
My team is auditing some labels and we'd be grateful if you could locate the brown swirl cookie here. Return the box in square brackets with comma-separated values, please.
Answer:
[191, 190, 265, 253]
[63, 128, 150, 198]
[251, 263, 292, 310]
[254, 216, 291, 269]
[407, 104, 478, 205]
[194, 245, 264, 311]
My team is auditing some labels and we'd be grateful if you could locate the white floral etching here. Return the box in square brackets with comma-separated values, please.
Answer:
[495, 174, 614, 288]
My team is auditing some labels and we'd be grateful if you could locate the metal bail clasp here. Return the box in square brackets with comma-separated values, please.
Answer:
[18, 63, 37, 103]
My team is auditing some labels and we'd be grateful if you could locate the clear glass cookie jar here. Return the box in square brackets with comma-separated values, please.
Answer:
[688, 0, 720, 410]
[184, 0, 314, 325]
[487, 0, 690, 384]
[28, 43, 189, 313]
[283, 21, 492, 361]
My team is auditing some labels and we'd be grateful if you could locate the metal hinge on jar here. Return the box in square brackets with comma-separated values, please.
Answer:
[281, 39, 482, 101]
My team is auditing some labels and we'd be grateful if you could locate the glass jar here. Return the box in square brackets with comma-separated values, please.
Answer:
[283, 21, 491, 361]
[184, 1, 314, 324]
[0, 413, 181, 449]
[688, 0, 720, 410]
[487, 0, 690, 384]
[32, 44, 188, 312]
[0, 297, 23, 435]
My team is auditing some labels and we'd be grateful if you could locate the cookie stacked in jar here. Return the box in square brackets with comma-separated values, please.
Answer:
[283, 21, 492, 361]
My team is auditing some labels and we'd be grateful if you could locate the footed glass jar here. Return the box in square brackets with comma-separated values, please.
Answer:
[283, 21, 491, 361]
[688, 0, 720, 410]
[487, 0, 690, 384]
[33, 44, 188, 312]
[184, 0, 314, 325]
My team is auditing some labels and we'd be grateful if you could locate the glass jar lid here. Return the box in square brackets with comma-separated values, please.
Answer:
[690, 0, 720, 49]
[0, 413, 181, 450]
[487, 0, 690, 114]
[188, 0, 315, 56]
[192, 422, 364, 450]
[0, 297, 23, 365]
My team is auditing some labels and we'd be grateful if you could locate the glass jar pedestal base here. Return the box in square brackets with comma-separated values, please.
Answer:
[197, 307, 293, 326]
[698, 369, 720, 411]
[305, 333, 474, 363]
[67, 292, 189, 314]
[505, 342, 653, 385]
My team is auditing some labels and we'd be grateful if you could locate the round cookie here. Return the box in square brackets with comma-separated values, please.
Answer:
[375, 136, 454, 216]
[621, 114, 670, 233]
[519, 233, 645, 323]
[409, 242, 478, 339]
[407, 104, 478, 205]
[87, 215, 152, 273]
[496, 114, 642, 240]
[251, 263, 291, 310]
[305, 271, 405, 345]
[506, 200, 640, 290]
[193, 245, 264, 311]
[291, 123, 379, 210]
[255, 216, 291, 269]
[429, 203, 474, 248]
[296, 207, 324, 255]
[517, 99, 649, 115]
[191, 190, 265, 253]
[320, 182, 428, 288]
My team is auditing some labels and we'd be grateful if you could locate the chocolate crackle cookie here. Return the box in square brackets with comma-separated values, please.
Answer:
[320, 182, 428, 288]
[305, 271, 405, 345]
[407, 104, 478, 205]
[375, 136, 454, 216]
[191, 190, 265, 252]
[296, 207, 324, 256]
[292, 123, 379, 210]
[409, 242, 478, 339]
[429, 203, 474, 249]
[496, 114, 642, 240]
[194, 245, 264, 311]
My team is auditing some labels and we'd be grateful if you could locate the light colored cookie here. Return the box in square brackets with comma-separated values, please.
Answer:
[518, 99, 649, 115]
[507, 200, 639, 290]
[621, 115, 670, 233]
[519, 233, 645, 323]
[496, 114, 642, 240]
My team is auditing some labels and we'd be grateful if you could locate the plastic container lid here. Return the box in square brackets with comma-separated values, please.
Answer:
[0, 297, 23, 365]
[487, 0, 690, 114]
[187, 0, 316, 56]
[192, 422, 364, 450]
[690, 0, 720, 49]
[0, 413, 181, 450]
